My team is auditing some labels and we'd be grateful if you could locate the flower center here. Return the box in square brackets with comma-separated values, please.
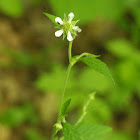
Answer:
[63, 21, 73, 32]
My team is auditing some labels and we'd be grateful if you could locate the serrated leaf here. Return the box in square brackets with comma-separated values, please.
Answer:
[44, 12, 57, 25]
[79, 57, 114, 83]
[63, 122, 81, 140]
[76, 123, 112, 140]
[61, 99, 71, 116]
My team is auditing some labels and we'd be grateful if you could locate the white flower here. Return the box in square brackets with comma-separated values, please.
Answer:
[67, 31, 73, 41]
[55, 17, 63, 25]
[54, 12, 81, 41]
[55, 29, 63, 37]
[73, 26, 82, 32]
[68, 12, 74, 22]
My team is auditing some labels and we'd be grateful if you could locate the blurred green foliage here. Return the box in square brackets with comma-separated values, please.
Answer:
[0, 0, 140, 139]
[0, 0, 24, 17]
[25, 129, 46, 140]
[35, 64, 75, 93]
[48, 0, 125, 24]
[107, 39, 140, 105]
[106, 131, 136, 140]
[0, 103, 39, 127]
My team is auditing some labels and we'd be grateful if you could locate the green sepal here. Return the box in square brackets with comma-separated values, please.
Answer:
[71, 30, 78, 37]
[63, 13, 68, 22]
[55, 24, 62, 29]
[63, 31, 67, 40]
[71, 20, 80, 26]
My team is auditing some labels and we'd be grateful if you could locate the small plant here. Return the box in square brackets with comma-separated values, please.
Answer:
[44, 12, 113, 140]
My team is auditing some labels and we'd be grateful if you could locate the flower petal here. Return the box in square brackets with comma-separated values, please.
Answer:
[73, 26, 82, 32]
[55, 29, 63, 37]
[67, 31, 73, 41]
[55, 17, 63, 25]
[68, 12, 74, 22]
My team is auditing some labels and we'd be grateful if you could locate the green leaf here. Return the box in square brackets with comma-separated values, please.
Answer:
[79, 57, 114, 83]
[63, 122, 81, 140]
[76, 123, 112, 140]
[0, 0, 24, 17]
[61, 99, 71, 117]
[44, 12, 57, 25]
[63, 122, 111, 140]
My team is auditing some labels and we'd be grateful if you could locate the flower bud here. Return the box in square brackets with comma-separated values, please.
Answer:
[54, 123, 63, 131]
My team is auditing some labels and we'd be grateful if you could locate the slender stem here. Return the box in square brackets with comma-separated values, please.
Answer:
[59, 41, 73, 118]
[76, 52, 88, 60]
[68, 41, 73, 63]
[51, 41, 73, 140]
[58, 63, 72, 118]
[51, 64, 72, 140]
[76, 52, 99, 61]
[75, 98, 92, 126]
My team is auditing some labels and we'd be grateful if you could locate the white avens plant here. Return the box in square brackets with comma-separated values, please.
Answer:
[55, 12, 82, 41]
[44, 11, 113, 140]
